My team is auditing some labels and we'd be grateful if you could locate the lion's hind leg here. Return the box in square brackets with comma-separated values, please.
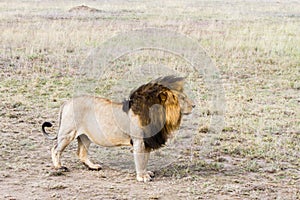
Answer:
[77, 134, 102, 170]
[52, 130, 76, 171]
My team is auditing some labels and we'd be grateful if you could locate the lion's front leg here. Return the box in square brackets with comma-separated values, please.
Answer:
[132, 139, 153, 182]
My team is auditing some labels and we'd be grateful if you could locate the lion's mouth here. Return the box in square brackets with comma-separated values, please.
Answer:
[181, 111, 193, 115]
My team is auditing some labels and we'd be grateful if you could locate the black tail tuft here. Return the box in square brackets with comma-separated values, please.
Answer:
[42, 122, 57, 140]
[43, 121, 52, 128]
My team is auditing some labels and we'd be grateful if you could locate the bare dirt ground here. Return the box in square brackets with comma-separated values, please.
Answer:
[0, 0, 299, 199]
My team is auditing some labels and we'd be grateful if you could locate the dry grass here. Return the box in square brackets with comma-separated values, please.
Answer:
[0, 0, 299, 199]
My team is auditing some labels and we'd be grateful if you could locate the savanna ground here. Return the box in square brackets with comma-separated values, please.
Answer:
[0, 0, 299, 199]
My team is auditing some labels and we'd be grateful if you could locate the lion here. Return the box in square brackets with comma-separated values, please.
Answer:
[42, 75, 195, 182]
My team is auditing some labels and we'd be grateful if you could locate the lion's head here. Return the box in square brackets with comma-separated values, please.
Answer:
[128, 75, 194, 150]
[150, 76, 195, 115]
[177, 92, 195, 115]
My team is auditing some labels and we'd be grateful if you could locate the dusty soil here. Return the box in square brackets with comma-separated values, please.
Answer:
[1, 0, 299, 199]
[1, 108, 298, 200]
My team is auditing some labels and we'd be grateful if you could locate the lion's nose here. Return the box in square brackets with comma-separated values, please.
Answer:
[192, 105, 196, 108]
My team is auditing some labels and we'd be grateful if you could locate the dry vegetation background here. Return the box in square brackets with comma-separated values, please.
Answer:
[0, 0, 299, 199]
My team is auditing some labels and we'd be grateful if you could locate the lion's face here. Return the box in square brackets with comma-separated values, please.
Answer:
[178, 93, 195, 115]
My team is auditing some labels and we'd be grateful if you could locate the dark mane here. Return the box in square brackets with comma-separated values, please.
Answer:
[129, 76, 184, 150]
[150, 75, 184, 92]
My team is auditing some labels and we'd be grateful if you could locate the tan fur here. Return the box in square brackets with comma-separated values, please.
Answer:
[42, 76, 194, 182]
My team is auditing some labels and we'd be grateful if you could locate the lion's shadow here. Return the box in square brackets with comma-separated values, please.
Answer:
[92, 142, 236, 179]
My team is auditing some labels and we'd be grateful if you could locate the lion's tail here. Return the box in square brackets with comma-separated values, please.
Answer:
[42, 122, 57, 140]
[42, 102, 66, 140]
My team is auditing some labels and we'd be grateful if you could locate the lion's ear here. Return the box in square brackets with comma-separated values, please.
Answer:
[158, 92, 168, 103]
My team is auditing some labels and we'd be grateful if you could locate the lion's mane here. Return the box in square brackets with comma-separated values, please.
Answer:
[128, 76, 184, 150]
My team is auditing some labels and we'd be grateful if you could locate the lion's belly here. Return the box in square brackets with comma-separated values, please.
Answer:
[74, 99, 133, 147]
[89, 129, 132, 147]
[79, 116, 132, 147]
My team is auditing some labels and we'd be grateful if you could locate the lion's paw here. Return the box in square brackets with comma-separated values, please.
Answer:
[83, 162, 102, 171]
[88, 164, 102, 171]
[147, 171, 154, 177]
[136, 171, 154, 182]
[136, 173, 151, 182]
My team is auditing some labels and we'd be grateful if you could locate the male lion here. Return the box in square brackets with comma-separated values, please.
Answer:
[42, 75, 194, 182]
